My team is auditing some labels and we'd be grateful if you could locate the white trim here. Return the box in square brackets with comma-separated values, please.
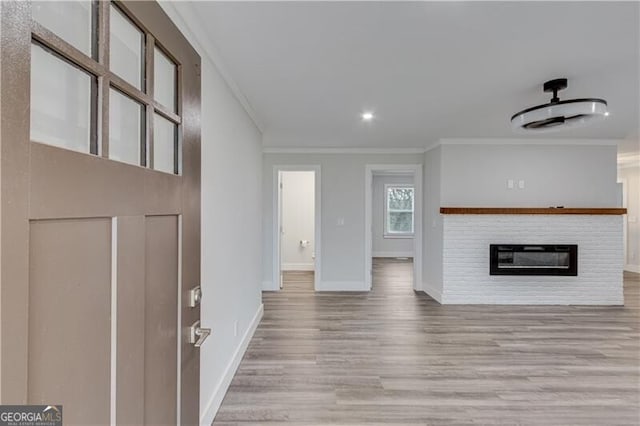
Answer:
[273, 165, 322, 292]
[372, 251, 414, 258]
[263, 147, 426, 154]
[261, 281, 278, 291]
[263, 139, 623, 156]
[438, 138, 620, 146]
[317, 281, 368, 291]
[157, 2, 264, 132]
[110, 217, 118, 426]
[200, 303, 264, 426]
[421, 281, 443, 304]
[365, 164, 423, 292]
[176, 215, 183, 426]
[282, 262, 315, 271]
[625, 264, 640, 273]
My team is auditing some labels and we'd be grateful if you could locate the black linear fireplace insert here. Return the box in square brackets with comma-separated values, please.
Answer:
[490, 244, 578, 276]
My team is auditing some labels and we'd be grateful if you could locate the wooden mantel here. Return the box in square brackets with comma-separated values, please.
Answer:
[440, 207, 627, 215]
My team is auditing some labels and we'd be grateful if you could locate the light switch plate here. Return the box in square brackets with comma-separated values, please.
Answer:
[507, 179, 514, 189]
[518, 180, 525, 189]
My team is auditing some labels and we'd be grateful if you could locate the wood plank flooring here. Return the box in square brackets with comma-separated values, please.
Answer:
[213, 258, 640, 425]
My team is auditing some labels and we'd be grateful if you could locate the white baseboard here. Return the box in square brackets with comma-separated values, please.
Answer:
[372, 251, 413, 258]
[200, 303, 264, 426]
[317, 280, 368, 291]
[625, 264, 640, 273]
[262, 281, 278, 291]
[281, 262, 315, 271]
[422, 281, 443, 303]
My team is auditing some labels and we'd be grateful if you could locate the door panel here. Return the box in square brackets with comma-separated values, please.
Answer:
[144, 215, 179, 425]
[116, 216, 145, 425]
[28, 218, 112, 425]
[1, 1, 201, 424]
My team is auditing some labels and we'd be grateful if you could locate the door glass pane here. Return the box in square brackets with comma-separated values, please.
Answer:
[154, 47, 177, 112]
[30, 43, 93, 154]
[153, 114, 177, 174]
[109, 89, 143, 166]
[32, 1, 95, 58]
[110, 4, 144, 90]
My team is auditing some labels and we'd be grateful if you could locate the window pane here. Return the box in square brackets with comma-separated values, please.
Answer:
[154, 47, 177, 112]
[109, 89, 143, 166]
[32, 1, 95, 58]
[388, 188, 413, 210]
[30, 43, 93, 154]
[389, 212, 413, 233]
[153, 114, 177, 174]
[110, 5, 144, 90]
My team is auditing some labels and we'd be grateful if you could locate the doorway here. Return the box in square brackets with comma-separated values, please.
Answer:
[273, 166, 322, 291]
[364, 165, 423, 291]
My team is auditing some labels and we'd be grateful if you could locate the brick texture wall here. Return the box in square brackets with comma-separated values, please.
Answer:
[442, 215, 624, 305]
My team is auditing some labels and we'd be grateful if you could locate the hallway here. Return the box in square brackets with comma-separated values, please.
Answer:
[213, 259, 640, 425]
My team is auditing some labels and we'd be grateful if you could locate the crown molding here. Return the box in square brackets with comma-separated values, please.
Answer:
[438, 138, 619, 146]
[262, 147, 427, 154]
[158, 1, 264, 133]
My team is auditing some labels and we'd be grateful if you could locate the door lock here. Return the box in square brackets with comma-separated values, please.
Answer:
[188, 286, 202, 307]
[188, 320, 211, 347]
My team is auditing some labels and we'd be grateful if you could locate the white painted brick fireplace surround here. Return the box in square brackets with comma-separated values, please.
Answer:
[441, 214, 624, 305]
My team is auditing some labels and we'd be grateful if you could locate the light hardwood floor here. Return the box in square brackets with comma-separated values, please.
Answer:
[213, 258, 640, 425]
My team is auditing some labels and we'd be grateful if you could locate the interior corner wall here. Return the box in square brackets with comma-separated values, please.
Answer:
[422, 146, 443, 301]
[372, 175, 414, 257]
[262, 153, 423, 291]
[440, 143, 619, 207]
[281, 171, 315, 270]
[618, 164, 640, 272]
[159, 4, 264, 425]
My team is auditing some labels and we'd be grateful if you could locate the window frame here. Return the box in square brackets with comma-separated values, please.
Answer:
[384, 184, 415, 238]
[29, 0, 182, 175]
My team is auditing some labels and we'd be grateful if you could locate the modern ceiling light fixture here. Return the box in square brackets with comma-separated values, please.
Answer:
[511, 78, 608, 132]
[361, 111, 374, 121]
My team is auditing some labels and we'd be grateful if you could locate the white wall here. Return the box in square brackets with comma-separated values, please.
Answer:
[442, 214, 623, 305]
[619, 165, 640, 272]
[422, 146, 443, 301]
[281, 171, 315, 270]
[440, 142, 619, 207]
[263, 153, 423, 291]
[159, 4, 264, 425]
[372, 175, 414, 257]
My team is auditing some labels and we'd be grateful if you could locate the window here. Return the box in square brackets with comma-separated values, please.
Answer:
[29, 1, 182, 175]
[384, 185, 414, 237]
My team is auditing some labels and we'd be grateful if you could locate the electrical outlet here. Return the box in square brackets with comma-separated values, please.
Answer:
[233, 320, 238, 337]
[518, 180, 525, 189]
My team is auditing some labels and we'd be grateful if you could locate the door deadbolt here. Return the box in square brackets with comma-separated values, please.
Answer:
[188, 286, 202, 307]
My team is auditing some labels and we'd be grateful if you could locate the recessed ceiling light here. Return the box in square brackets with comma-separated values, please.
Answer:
[361, 112, 374, 121]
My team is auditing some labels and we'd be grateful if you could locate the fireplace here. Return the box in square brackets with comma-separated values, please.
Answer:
[490, 244, 578, 276]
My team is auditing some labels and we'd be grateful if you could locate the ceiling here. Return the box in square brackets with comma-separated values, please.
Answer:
[190, 1, 639, 153]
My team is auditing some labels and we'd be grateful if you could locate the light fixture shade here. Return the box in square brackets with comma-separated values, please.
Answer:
[511, 99, 608, 133]
[511, 79, 609, 133]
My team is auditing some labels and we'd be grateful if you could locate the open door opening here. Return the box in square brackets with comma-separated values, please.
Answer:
[273, 166, 321, 292]
[279, 171, 316, 290]
[365, 165, 423, 292]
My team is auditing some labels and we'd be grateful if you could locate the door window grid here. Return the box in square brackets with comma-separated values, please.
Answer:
[29, 0, 182, 174]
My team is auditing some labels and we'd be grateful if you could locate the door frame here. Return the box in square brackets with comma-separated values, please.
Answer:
[364, 164, 423, 291]
[272, 165, 321, 291]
